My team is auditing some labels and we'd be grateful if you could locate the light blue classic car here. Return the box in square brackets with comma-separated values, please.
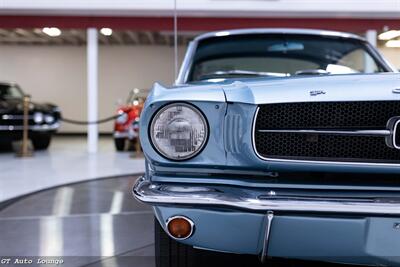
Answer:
[134, 29, 400, 266]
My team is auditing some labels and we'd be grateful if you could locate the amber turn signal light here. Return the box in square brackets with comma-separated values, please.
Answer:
[166, 216, 194, 240]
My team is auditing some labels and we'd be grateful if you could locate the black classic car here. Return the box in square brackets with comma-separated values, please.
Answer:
[0, 82, 61, 150]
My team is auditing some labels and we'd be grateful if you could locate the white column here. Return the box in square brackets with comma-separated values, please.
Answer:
[87, 28, 98, 153]
[366, 29, 377, 47]
[365, 30, 377, 73]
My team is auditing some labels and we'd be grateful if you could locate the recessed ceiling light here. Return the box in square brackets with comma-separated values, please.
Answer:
[385, 40, 400, 48]
[42, 27, 61, 37]
[100, 28, 113, 36]
[378, 30, 400, 40]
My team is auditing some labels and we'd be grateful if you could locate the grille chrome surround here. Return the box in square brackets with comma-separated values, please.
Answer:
[255, 101, 400, 130]
[258, 129, 391, 137]
[252, 102, 400, 166]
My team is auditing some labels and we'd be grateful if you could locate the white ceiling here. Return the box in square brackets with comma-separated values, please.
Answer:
[0, 0, 399, 18]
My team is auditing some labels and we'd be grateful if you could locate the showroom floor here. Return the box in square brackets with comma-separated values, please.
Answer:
[0, 136, 145, 202]
[0, 176, 155, 267]
[0, 176, 360, 267]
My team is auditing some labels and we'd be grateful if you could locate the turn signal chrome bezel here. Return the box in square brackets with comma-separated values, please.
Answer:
[166, 215, 195, 240]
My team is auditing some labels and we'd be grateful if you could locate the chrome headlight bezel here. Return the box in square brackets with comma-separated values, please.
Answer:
[149, 102, 209, 161]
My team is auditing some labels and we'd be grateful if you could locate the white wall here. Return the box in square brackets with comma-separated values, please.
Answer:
[379, 46, 400, 70]
[0, 44, 186, 133]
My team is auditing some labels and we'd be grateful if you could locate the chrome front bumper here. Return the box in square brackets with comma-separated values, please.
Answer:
[0, 123, 60, 132]
[133, 177, 400, 215]
[113, 131, 129, 138]
[114, 130, 139, 139]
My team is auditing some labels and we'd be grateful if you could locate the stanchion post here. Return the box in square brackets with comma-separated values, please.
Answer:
[135, 136, 142, 158]
[16, 94, 33, 157]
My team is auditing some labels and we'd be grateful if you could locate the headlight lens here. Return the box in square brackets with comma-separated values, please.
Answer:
[150, 103, 208, 160]
[33, 112, 44, 124]
[44, 114, 55, 124]
[116, 112, 128, 124]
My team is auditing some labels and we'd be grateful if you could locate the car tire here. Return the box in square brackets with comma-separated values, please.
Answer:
[155, 217, 198, 267]
[155, 217, 254, 267]
[31, 134, 52, 150]
[128, 139, 137, 152]
[155, 216, 276, 267]
[114, 138, 125, 151]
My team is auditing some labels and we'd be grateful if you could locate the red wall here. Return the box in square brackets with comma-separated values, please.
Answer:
[0, 15, 399, 32]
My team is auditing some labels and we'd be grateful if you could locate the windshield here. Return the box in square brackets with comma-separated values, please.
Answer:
[189, 34, 389, 82]
[0, 84, 24, 100]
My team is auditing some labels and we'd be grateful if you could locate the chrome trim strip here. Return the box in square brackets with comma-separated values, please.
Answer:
[193, 29, 367, 43]
[32, 123, 60, 131]
[133, 178, 400, 215]
[251, 107, 400, 167]
[165, 215, 195, 241]
[258, 129, 391, 137]
[177, 29, 394, 84]
[2, 114, 34, 120]
[260, 211, 274, 263]
[0, 123, 60, 131]
[175, 41, 197, 85]
[393, 120, 400, 149]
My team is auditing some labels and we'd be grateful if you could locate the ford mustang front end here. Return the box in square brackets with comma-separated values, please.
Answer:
[133, 29, 400, 267]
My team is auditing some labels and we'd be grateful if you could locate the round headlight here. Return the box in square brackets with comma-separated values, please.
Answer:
[44, 114, 55, 124]
[33, 112, 44, 124]
[116, 112, 128, 124]
[150, 103, 208, 160]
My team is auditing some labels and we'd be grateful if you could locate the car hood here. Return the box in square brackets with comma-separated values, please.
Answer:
[221, 73, 400, 105]
[146, 82, 226, 104]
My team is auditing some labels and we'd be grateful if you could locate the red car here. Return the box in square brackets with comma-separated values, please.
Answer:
[113, 91, 144, 151]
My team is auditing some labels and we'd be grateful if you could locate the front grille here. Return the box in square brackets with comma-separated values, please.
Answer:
[0, 113, 35, 126]
[256, 101, 400, 130]
[256, 132, 400, 163]
[254, 101, 400, 163]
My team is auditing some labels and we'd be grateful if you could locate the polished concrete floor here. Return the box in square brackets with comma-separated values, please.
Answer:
[0, 136, 145, 202]
[0, 175, 155, 267]
[0, 175, 364, 267]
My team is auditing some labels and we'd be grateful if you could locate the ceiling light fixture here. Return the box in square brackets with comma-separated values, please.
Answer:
[100, 28, 113, 36]
[378, 30, 400, 40]
[42, 27, 62, 37]
[385, 40, 400, 48]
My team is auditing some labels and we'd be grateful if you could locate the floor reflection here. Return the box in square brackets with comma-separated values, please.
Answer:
[0, 175, 155, 267]
[0, 175, 363, 267]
